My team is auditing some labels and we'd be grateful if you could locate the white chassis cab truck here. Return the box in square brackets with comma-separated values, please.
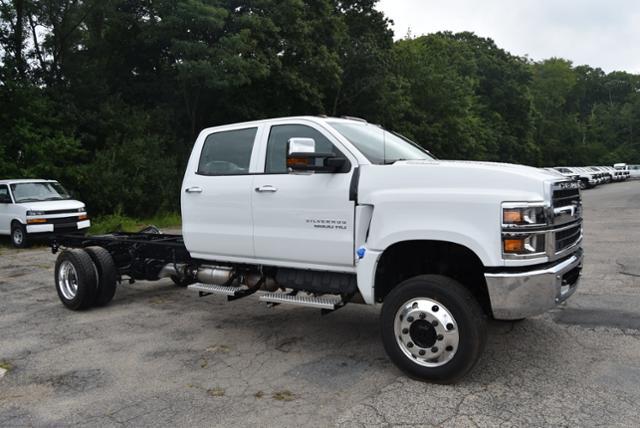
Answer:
[51, 116, 584, 383]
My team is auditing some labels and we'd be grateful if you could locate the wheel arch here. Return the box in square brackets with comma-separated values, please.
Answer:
[11, 218, 25, 226]
[374, 240, 492, 316]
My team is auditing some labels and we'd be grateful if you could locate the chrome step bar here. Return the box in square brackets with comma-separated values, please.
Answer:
[258, 292, 342, 310]
[187, 283, 344, 310]
[188, 283, 246, 296]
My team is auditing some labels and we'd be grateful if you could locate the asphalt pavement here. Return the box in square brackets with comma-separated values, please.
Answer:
[1, 180, 639, 427]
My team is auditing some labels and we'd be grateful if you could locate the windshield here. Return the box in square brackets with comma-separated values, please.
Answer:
[328, 121, 434, 164]
[10, 182, 72, 203]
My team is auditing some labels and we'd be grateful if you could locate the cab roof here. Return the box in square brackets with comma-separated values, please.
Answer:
[0, 179, 57, 185]
[199, 115, 369, 134]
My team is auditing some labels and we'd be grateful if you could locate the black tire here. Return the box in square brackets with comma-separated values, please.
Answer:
[579, 179, 587, 190]
[54, 249, 98, 310]
[380, 275, 487, 384]
[10, 222, 28, 248]
[84, 246, 118, 307]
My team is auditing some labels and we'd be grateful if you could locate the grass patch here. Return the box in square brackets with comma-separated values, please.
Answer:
[207, 387, 225, 397]
[272, 390, 295, 401]
[0, 361, 12, 372]
[90, 212, 181, 234]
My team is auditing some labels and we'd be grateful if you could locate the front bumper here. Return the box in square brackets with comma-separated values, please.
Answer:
[484, 248, 583, 320]
[26, 219, 90, 234]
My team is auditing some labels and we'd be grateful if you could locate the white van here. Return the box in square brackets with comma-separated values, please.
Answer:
[0, 179, 89, 247]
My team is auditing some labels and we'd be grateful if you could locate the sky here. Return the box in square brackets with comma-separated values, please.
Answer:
[376, 0, 640, 74]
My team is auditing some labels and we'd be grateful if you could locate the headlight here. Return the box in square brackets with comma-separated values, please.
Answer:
[26, 210, 45, 216]
[77, 207, 85, 213]
[502, 203, 547, 227]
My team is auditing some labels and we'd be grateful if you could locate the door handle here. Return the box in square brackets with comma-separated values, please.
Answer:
[254, 185, 278, 193]
[185, 186, 203, 194]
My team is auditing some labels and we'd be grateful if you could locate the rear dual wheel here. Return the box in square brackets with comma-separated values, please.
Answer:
[55, 247, 117, 310]
[380, 275, 487, 384]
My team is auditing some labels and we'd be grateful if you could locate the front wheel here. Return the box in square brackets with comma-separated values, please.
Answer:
[380, 275, 487, 383]
[11, 222, 28, 248]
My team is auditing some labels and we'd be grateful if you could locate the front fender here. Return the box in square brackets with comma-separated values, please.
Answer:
[369, 229, 495, 267]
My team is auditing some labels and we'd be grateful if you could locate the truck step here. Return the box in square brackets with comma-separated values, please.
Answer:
[258, 292, 343, 310]
[188, 283, 246, 296]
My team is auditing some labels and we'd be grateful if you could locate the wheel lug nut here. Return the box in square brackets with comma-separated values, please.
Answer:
[446, 323, 454, 330]
[446, 346, 453, 352]
[402, 328, 409, 334]
[419, 312, 426, 319]
[432, 305, 439, 312]
[431, 320, 438, 326]
[431, 346, 438, 353]
[407, 342, 414, 348]
[407, 316, 414, 323]
[437, 334, 443, 341]
[419, 350, 425, 356]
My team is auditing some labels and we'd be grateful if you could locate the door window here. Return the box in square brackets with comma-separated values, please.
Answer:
[0, 185, 11, 203]
[197, 127, 258, 176]
[265, 124, 347, 173]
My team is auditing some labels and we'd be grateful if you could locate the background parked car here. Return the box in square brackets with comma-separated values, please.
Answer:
[0, 179, 90, 248]
[554, 167, 597, 189]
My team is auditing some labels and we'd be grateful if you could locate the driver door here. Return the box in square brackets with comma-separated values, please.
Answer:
[251, 122, 356, 270]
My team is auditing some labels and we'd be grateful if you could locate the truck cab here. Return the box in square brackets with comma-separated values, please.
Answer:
[179, 116, 583, 380]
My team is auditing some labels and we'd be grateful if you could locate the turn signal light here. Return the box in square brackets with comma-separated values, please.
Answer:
[27, 218, 47, 224]
[78, 214, 88, 220]
[286, 157, 309, 167]
[503, 239, 525, 253]
[503, 210, 523, 224]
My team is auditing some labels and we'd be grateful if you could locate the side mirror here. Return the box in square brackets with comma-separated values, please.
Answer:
[286, 138, 347, 173]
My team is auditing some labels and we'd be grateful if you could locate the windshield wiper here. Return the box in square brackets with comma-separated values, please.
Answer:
[384, 158, 425, 165]
[15, 198, 44, 203]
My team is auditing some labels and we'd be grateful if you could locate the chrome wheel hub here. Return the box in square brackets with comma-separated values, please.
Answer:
[394, 298, 460, 367]
[12, 228, 23, 245]
[58, 260, 79, 300]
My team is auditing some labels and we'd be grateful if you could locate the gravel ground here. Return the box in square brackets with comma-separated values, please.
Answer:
[1, 181, 639, 427]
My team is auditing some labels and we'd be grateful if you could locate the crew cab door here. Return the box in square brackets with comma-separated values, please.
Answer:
[181, 126, 262, 261]
[251, 122, 356, 270]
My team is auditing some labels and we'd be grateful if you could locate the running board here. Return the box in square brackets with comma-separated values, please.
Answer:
[188, 283, 246, 297]
[258, 292, 342, 310]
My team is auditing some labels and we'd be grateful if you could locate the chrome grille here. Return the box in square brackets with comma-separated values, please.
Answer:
[551, 181, 582, 226]
[555, 224, 582, 252]
[552, 187, 580, 207]
[551, 181, 582, 256]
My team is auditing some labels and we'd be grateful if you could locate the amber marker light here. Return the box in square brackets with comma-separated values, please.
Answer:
[26, 218, 47, 224]
[503, 238, 525, 253]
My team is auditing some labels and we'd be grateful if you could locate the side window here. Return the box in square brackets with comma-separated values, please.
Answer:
[265, 124, 347, 173]
[197, 127, 257, 176]
[0, 185, 11, 203]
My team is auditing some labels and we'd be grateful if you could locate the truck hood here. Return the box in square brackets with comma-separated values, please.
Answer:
[359, 159, 561, 203]
[18, 199, 86, 212]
